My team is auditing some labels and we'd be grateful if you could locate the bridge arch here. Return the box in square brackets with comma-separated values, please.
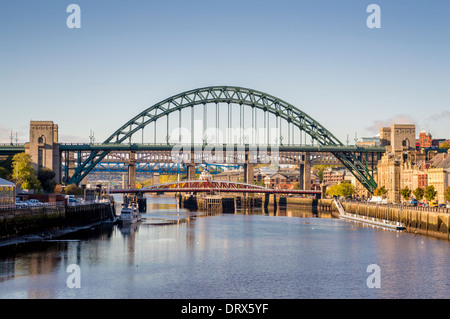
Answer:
[67, 86, 377, 192]
[105, 86, 341, 146]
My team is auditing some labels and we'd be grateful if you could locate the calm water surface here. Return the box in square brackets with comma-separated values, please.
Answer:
[0, 195, 449, 299]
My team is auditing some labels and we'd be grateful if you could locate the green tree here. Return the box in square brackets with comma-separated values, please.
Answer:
[255, 181, 266, 188]
[439, 141, 450, 149]
[37, 168, 56, 193]
[159, 174, 178, 184]
[11, 153, 41, 190]
[0, 167, 10, 180]
[64, 184, 83, 195]
[400, 186, 412, 202]
[445, 187, 450, 203]
[326, 182, 356, 198]
[374, 186, 388, 198]
[412, 187, 424, 201]
[0, 155, 13, 180]
[326, 184, 340, 197]
[424, 185, 437, 203]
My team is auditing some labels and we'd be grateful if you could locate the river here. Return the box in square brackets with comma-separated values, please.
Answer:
[0, 195, 449, 299]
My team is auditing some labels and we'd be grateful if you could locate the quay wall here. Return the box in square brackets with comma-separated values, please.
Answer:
[0, 203, 115, 239]
[342, 202, 450, 241]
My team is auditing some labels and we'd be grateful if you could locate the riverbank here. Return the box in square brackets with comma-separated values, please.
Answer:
[0, 202, 116, 243]
[340, 201, 450, 241]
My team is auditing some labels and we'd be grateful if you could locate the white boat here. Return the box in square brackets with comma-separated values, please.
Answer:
[119, 203, 142, 225]
[333, 198, 406, 231]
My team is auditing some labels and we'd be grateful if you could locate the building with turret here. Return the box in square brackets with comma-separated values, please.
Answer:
[376, 124, 449, 203]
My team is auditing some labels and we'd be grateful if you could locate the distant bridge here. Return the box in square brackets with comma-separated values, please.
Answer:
[108, 180, 322, 196]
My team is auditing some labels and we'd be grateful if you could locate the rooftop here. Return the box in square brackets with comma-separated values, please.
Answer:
[0, 178, 15, 186]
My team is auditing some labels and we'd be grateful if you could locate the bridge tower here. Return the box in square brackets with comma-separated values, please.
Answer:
[127, 151, 136, 189]
[26, 121, 61, 183]
[186, 150, 196, 180]
[301, 161, 311, 190]
[244, 151, 254, 185]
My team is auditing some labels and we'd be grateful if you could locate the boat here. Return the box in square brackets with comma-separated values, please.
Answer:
[118, 202, 142, 225]
[333, 198, 406, 231]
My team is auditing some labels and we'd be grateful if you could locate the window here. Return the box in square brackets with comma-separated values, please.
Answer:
[38, 148, 43, 169]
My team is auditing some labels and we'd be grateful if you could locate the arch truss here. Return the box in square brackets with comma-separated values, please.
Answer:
[66, 86, 377, 193]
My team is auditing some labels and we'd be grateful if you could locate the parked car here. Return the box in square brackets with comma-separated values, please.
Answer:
[447, 203, 450, 209]
[409, 199, 418, 206]
[438, 204, 446, 208]
[429, 201, 438, 207]
[15, 201, 28, 208]
[28, 199, 43, 206]
[22, 200, 39, 207]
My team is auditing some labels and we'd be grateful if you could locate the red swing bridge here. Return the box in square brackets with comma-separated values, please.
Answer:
[108, 180, 322, 198]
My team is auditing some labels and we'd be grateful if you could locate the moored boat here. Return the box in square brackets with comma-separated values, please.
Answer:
[118, 202, 142, 225]
[333, 198, 406, 231]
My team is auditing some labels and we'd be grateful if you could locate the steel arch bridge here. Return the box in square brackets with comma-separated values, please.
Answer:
[66, 86, 378, 192]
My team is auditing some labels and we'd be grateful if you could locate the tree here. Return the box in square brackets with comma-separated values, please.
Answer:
[0, 155, 13, 180]
[374, 186, 388, 198]
[11, 153, 41, 190]
[412, 187, 424, 201]
[445, 187, 450, 203]
[37, 168, 56, 193]
[0, 167, 10, 180]
[64, 184, 83, 195]
[424, 185, 437, 203]
[326, 182, 356, 198]
[54, 184, 64, 194]
[159, 174, 178, 184]
[439, 141, 450, 149]
[400, 186, 412, 202]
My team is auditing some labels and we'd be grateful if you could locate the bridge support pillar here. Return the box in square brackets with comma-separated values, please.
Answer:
[264, 193, 269, 209]
[187, 164, 196, 180]
[244, 162, 254, 185]
[127, 151, 136, 189]
[303, 161, 311, 190]
[67, 151, 75, 184]
[187, 151, 196, 180]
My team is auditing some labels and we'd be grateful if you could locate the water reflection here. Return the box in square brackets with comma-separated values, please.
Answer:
[0, 194, 449, 299]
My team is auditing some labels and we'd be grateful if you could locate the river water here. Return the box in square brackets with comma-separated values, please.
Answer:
[0, 195, 449, 299]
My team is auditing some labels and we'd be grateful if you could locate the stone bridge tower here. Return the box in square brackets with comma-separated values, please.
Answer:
[25, 121, 61, 183]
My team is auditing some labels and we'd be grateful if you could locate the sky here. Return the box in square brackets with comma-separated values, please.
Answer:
[0, 0, 449, 145]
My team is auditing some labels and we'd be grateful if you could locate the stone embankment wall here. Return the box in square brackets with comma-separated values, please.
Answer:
[0, 203, 115, 239]
[342, 201, 450, 241]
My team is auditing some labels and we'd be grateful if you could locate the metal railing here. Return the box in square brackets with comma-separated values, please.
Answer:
[0, 201, 66, 211]
[342, 199, 450, 214]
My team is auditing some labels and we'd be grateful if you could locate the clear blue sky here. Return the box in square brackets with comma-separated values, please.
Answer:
[1, 0, 449, 144]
